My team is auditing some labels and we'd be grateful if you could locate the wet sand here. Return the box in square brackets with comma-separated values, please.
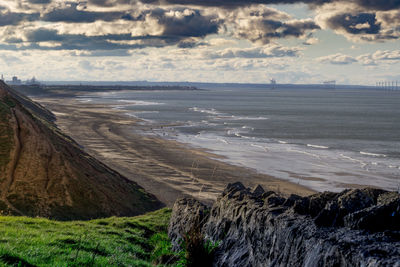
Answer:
[33, 95, 315, 206]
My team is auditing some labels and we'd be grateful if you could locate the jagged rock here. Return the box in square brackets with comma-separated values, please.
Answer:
[307, 191, 338, 217]
[282, 194, 302, 207]
[264, 193, 286, 208]
[168, 182, 400, 266]
[252, 185, 265, 197]
[314, 189, 376, 227]
[222, 182, 248, 198]
[168, 198, 210, 251]
[344, 193, 400, 231]
[378, 191, 400, 205]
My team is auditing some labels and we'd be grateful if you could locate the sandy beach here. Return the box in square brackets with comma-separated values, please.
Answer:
[33, 95, 315, 206]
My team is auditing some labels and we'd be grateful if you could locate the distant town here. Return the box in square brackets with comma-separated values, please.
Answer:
[1, 75, 40, 86]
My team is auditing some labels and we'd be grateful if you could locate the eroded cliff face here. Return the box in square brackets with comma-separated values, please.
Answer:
[169, 182, 400, 266]
[0, 81, 163, 220]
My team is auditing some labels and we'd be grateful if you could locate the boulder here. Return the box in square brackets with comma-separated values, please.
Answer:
[168, 184, 400, 266]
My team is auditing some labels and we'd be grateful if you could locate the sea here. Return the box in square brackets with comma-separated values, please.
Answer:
[78, 84, 400, 192]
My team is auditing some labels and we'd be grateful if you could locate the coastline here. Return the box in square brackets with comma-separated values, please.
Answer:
[33, 95, 315, 206]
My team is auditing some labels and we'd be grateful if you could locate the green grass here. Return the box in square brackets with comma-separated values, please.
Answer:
[0, 208, 180, 267]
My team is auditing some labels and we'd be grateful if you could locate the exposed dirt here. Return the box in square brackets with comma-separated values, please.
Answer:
[0, 81, 163, 220]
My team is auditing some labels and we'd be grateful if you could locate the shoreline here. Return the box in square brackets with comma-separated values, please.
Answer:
[33, 95, 316, 206]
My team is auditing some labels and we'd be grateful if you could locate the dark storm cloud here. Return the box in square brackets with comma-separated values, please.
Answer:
[22, 28, 143, 50]
[42, 3, 130, 23]
[11, 26, 213, 51]
[0, 11, 39, 26]
[27, 0, 52, 3]
[150, 9, 220, 38]
[87, 0, 400, 11]
[326, 13, 381, 35]
[237, 19, 320, 44]
[351, 0, 400, 11]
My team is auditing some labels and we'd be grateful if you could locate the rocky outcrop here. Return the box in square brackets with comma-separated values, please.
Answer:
[0, 81, 163, 220]
[169, 182, 400, 266]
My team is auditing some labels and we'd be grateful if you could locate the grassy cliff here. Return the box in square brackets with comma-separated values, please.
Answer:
[0, 209, 179, 267]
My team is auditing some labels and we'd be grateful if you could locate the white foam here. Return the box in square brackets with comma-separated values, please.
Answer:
[189, 107, 222, 115]
[340, 154, 367, 168]
[117, 100, 164, 105]
[307, 144, 329, 149]
[278, 140, 288, 144]
[250, 144, 268, 151]
[218, 138, 229, 144]
[288, 149, 321, 159]
[77, 99, 92, 103]
[229, 116, 268, 121]
[360, 151, 387, 157]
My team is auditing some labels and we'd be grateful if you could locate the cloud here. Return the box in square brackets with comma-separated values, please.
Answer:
[42, 3, 129, 23]
[71, 49, 132, 57]
[357, 50, 400, 65]
[204, 45, 301, 59]
[234, 18, 320, 44]
[216, 6, 319, 44]
[0, 6, 222, 51]
[4, 0, 399, 53]
[317, 53, 357, 65]
[79, 60, 104, 70]
[303, 36, 319, 45]
[28, 0, 52, 3]
[0, 10, 39, 26]
[325, 12, 381, 35]
[315, 2, 400, 42]
[85, 0, 400, 11]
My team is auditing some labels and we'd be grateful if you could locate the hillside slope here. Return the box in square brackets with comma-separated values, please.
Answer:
[0, 208, 174, 266]
[0, 81, 163, 220]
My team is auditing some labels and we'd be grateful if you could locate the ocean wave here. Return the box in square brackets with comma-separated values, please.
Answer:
[288, 149, 321, 159]
[214, 115, 268, 121]
[340, 154, 367, 168]
[307, 144, 329, 149]
[189, 107, 222, 115]
[229, 116, 268, 121]
[242, 125, 254, 130]
[278, 140, 288, 144]
[117, 100, 164, 105]
[218, 138, 229, 144]
[360, 151, 387, 157]
[77, 98, 92, 103]
[250, 144, 268, 151]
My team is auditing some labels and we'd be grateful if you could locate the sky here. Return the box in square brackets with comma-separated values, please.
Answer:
[0, 0, 399, 85]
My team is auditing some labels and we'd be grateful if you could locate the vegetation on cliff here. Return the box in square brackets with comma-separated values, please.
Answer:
[0, 209, 178, 266]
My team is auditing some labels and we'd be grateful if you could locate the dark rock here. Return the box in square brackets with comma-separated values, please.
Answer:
[264, 194, 286, 208]
[261, 191, 276, 199]
[168, 184, 400, 266]
[168, 198, 210, 251]
[314, 189, 375, 227]
[308, 191, 338, 217]
[252, 185, 265, 197]
[314, 201, 340, 227]
[378, 192, 400, 205]
[283, 194, 303, 207]
[222, 182, 248, 198]
[345, 193, 400, 232]
[292, 197, 310, 215]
